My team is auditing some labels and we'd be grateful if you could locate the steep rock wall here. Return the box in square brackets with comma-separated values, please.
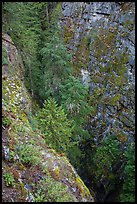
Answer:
[61, 1, 135, 145]
[60, 3, 135, 200]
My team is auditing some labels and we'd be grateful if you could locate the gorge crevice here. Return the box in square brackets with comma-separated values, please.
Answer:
[2, 2, 135, 202]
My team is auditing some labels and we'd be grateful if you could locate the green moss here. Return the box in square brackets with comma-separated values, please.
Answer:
[3, 76, 22, 115]
[2, 65, 33, 126]
[92, 28, 117, 59]
[109, 94, 121, 106]
[72, 36, 90, 75]
[63, 19, 74, 44]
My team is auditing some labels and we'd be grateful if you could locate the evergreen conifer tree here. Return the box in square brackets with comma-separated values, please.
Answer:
[36, 98, 74, 152]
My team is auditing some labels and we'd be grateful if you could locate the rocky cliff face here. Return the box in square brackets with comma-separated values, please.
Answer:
[60, 1, 135, 145]
[60, 2, 135, 201]
[2, 34, 95, 202]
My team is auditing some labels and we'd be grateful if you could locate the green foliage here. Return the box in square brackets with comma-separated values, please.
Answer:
[27, 111, 39, 131]
[2, 2, 61, 55]
[2, 46, 8, 65]
[34, 176, 77, 202]
[39, 31, 73, 101]
[36, 98, 74, 152]
[4, 172, 15, 187]
[59, 76, 92, 167]
[3, 2, 41, 53]
[9, 150, 16, 162]
[60, 76, 91, 139]
[17, 143, 42, 165]
[92, 137, 135, 202]
[2, 115, 12, 127]
[49, 2, 62, 29]
[13, 124, 26, 133]
[2, 2, 70, 104]
[2, 2, 42, 99]
[68, 145, 85, 168]
[93, 136, 120, 180]
[60, 76, 89, 115]
[120, 142, 135, 202]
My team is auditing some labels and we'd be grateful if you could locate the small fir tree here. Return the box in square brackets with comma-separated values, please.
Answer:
[36, 98, 74, 152]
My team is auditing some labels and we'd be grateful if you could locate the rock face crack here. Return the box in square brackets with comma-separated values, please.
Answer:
[95, 12, 110, 16]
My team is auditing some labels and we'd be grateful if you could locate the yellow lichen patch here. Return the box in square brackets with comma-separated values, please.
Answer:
[18, 180, 28, 201]
[62, 155, 71, 165]
[18, 161, 26, 171]
[75, 176, 91, 197]
[52, 167, 62, 180]
[18, 112, 29, 124]
[117, 133, 128, 142]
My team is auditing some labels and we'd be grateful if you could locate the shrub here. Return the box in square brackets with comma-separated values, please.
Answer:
[2, 115, 12, 127]
[93, 136, 120, 180]
[17, 143, 42, 165]
[120, 142, 135, 202]
[2, 46, 8, 65]
[4, 172, 15, 187]
[34, 176, 77, 202]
